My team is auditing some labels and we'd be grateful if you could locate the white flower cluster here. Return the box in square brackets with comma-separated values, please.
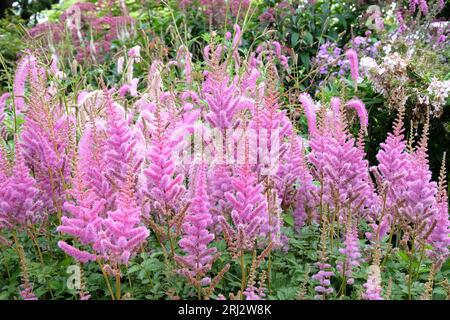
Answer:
[427, 78, 450, 116]
[360, 54, 408, 96]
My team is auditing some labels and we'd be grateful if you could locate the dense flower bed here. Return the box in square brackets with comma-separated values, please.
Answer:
[0, 0, 448, 300]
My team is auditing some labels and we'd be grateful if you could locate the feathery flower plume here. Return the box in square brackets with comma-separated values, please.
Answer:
[101, 175, 149, 265]
[428, 154, 450, 261]
[57, 169, 106, 259]
[104, 91, 141, 193]
[362, 265, 384, 300]
[0, 143, 43, 228]
[299, 93, 317, 135]
[337, 223, 361, 285]
[346, 99, 368, 128]
[346, 49, 359, 84]
[175, 163, 217, 282]
[221, 162, 269, 251]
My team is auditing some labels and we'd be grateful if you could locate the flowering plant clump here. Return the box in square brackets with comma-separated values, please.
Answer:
[0, 0, 448, 301]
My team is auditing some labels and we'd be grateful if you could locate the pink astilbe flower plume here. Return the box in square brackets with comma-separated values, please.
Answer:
[307, 97, 376, 222]
[12, 53, 45, 113]
[103, 91, 142, 197]
[203, 74, 246, 130]
[363, 265, 384, 300]
[57, 171, 106, 263]
[143, 106, 185, 216]
[0, 142, 43, 229]
[57, 240, 97, 263]
[101, 175, 150, 265]
[175, 163, 217, 283]
[345, 49, 359, 85]
[19, 58, 74, 213]
[372, 108, 409, 238]
[428, 154, 450, 262]
[78, 119, 114, 209]
[346, 99, 368, 128]
[299, 93, 317, 135]
[277, 135, 317, 229]
[337, 223, 361, 285]
[220, 161, 269, 251]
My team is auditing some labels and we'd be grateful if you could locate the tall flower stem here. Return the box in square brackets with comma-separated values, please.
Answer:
[115, 269, 121, 300]
[240, 250, 246, 297]
[97, 260, 115, 300]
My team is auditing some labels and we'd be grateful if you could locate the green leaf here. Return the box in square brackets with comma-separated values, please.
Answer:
[304, 32, 313, 45]
[291, 32, 299, 47]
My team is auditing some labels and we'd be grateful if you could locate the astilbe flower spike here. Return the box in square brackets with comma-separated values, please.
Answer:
[362, 265, 384, 300]
[175, 163, 217, 284]
[104, 92, 141, 192]
[101, 174, 150, 265]
[428, 154, 450, 261]
[220, 161, 269, 251]
[311, 212, 334, 300]
[307, 97, 376, 222]
[143, 105, 185, 216]
[372, 108, 409, 238]
[57, 171, 105, 263]
[346, 49, 359, 84]
[299, 93, 317, 135]
[0, 143, 43, 228]
[346, 99, 368, 128]
[337, 222, 361, 285]
[19, 64, 74, 213]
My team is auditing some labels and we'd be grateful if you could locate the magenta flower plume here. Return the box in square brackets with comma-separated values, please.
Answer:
[400, 157, 438, 225]
[144, 108, 185, 216]
[311, 261, 334, 300]
[104, 92, 141, 192]
[57, 240, 97, 263]
[376, 112, 410, 211]
[21, 114, 75, 212]
[175, 164, 217, 280]
[19, 283, 38, 300]
[428, 159, 450, 261]
[336, 225, 361, 285]
[57, 172, 106, 259]
[203, 75, 245, 130]
[101, 178, 150, 265]
[13, 54, 44, 113]
[346, 99, 368, 128]
[0, 144, 43, 228]
[429, 199, 450, 261]
[221, 163, 269, 250]
[345, 49, 359, 84]
[362, 265, 383, 300]
[208, 163, 233, 229]
[78, 119, 114, 209]
[299, 93, 317, 135]
[277, 136, 317, 229]
[243, 285, 266, 300]
[308, 99, 376, 221]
